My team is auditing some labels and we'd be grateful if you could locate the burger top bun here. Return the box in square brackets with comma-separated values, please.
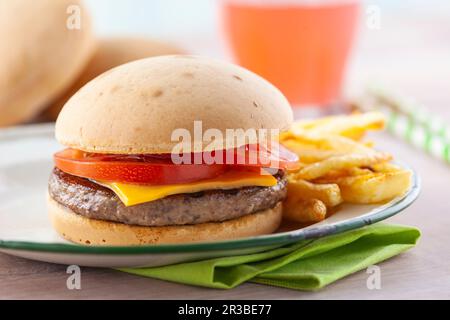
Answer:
[44, 37, 184, 120]
[56, 55, 293, 154]
[0, 0, 94, 127]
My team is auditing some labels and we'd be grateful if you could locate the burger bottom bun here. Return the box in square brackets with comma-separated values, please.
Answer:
[47, 197, 282, 245]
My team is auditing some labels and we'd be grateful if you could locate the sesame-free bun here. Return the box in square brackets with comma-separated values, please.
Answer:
[0, 0, 94, 127]
[48, 196, 282, 245]
[55, 55, 293, 154]
[44, 37, 183, 120]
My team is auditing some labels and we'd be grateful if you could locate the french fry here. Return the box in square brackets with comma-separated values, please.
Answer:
[283, 198, 327, 223]
[313, 167, 374, 183]
[344, 167, 375, 176]
[330, 170, 412, 204]
[283, 133, 378, 156]
[370, 162, 403, 172]
[363, 140, 375, 148]
[286, 178, 343, 207]
[280, 112, 411, 219]
[290, 112, 385, 140]
[281, 139, 347, 163]
[293, 152, 392, 180]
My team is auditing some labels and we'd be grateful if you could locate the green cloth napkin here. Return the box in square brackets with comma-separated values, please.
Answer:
[119, 223, 420, 291]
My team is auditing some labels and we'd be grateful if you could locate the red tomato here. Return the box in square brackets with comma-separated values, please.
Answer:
[228, 143, 299, 170]
[199, 143, 299, 170]
[54, 149, 227, 185]
[54, 143, 299, 185]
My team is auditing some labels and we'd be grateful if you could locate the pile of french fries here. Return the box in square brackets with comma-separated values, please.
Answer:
[280, 112, 412, 224]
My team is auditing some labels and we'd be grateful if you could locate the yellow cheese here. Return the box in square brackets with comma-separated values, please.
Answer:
[96, 170, 277, 206]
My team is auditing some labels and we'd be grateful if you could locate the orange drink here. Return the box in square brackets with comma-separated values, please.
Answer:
[222, 0, 360, 107]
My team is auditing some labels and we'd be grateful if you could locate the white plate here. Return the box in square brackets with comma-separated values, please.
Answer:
[0, 124, 420, 267]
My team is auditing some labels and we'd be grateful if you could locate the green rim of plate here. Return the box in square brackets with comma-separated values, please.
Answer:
[0, 124, 421, 255]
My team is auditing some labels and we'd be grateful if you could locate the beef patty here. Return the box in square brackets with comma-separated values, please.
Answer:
[48, 168, 287, 227]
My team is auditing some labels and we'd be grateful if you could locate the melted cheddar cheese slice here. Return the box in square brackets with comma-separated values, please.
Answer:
[96, 170, 277, 206]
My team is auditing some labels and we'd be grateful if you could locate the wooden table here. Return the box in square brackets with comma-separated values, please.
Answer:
[1, 6, 450, 300]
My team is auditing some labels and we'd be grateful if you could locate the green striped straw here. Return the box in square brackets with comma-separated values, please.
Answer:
[356, 85, 450, 164]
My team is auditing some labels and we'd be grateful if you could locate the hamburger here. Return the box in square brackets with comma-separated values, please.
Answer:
[48, 55, 297, 245]
[43, 37, 183, 121]
[0, 0, 94, 127]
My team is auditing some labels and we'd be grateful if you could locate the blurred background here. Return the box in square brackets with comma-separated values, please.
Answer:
[84, 0, 450, 114]
[1, 0, 450, 126]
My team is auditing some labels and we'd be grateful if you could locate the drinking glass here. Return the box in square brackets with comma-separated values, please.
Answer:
[221, 0, 360, 115]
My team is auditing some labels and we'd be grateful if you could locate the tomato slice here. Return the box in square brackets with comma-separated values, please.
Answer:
[227, 143, 299, 171]
[54, 143, 299, 185]
[54, 149, 228, 185]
